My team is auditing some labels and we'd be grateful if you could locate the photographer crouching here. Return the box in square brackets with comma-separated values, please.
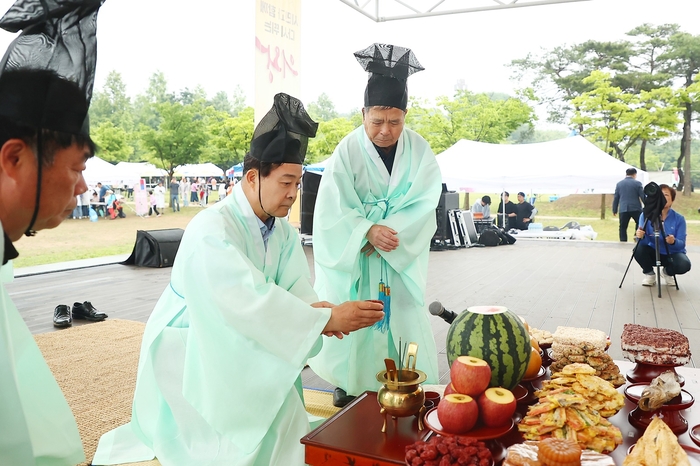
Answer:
[634, 183, 691, 287]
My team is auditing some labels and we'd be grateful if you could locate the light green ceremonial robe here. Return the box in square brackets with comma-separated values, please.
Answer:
[308, 126, 442, 396]
[93, 185, 331, 466]
[0, 223, 85, 466]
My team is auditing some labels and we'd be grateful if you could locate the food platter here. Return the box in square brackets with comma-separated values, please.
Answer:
[624, 382, 694, 434]
[627, 442, 700, 465]
[423, 407, 513, 440]
[626, 361, 686, 386]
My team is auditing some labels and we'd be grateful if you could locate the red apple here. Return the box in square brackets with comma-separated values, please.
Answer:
[450, 356, 491, 396]
[437, 393, 479, 434]
[477, 387, 517, 428]
[444, 382, 458, 396]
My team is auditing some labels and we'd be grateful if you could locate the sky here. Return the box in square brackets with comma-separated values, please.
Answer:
[1, 0, 700, 127]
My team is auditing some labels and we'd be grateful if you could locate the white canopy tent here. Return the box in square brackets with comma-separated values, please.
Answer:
[174, 163, 224, 178]
[84, 156, 140, 187]
[115, 161, 168, 178]
[436, 136, 648, 195]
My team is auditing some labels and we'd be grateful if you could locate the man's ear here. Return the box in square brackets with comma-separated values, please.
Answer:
[245, 168, 258, 186]
[0, 139, 33, 180]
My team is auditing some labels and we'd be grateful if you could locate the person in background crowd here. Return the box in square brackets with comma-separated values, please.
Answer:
[497, 191, 517, 229]
[513, 191, 534, 230]
[471, 195, 492, 219]
[170, 177, 180, 212]
[190, 179, 198, 204]
[148, 189, 160, 217]
[154, 181, 166, 214]
[613, 167, 645, 242]
[180, 177, 189, 207]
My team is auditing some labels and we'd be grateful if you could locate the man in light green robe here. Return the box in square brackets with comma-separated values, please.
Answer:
[93, 94, 384, 466]
[0, 1, 106, 463]
[308, 44, 442, 403]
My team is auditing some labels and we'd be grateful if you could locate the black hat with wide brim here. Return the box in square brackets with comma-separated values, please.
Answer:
[354, 43, 424, 111]
[249, 93, 318, 165]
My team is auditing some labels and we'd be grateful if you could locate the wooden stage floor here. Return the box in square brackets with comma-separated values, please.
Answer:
[8, 239, 699, 390]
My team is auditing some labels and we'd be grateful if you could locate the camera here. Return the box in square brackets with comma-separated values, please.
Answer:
[642, 182, 666, 223]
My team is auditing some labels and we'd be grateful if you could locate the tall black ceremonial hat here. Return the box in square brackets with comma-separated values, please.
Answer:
[250, 93, 318, 165]
[354, 43, 424, 111]
[0, 0, 105, 137]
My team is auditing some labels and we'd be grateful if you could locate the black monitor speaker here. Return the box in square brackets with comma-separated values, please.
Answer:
[300, 171, 322, 235]
[122, 228, 184, 268]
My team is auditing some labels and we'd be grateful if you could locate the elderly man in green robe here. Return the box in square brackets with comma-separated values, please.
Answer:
[308, 44, 442, 407]
[92, 94, 384, 466]
[0, 1, 105, 464]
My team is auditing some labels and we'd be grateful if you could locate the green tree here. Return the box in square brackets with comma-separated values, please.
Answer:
[140, 101, 208, 177]
[571, 71, 680, 163]
[89, 71, 134, 130]
[307, 93, 339, 122]
[407, 90, 536, 153]
[203, 106, 255, 170]
[659, 32, 700, 194]
[92, 121, 133, 162]
[306, 116, 356, 163]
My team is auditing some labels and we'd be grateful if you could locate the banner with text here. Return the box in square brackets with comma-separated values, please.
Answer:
[255, 0, 302, 125]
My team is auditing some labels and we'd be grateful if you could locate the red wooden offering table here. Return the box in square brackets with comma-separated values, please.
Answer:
[301, 391, 428, 466]
[302, 361, 700, 465]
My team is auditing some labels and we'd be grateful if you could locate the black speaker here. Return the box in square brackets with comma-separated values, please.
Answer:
[300, 171, 322, 235]
[122, 228, 184, 268]
[433, 191, 459, 240]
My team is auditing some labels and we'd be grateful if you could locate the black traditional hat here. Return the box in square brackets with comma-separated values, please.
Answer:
[250, 93, 318, 165]
[0, 0, 105, 237]
[0, 0, 104, 136]
[354, 43, 424, 111]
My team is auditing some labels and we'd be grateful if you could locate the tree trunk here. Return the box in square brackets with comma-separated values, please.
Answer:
[463, 193, 470, 210]
[639, 139, 648, 171]
[682, 102, 692, 196]
[600, 194, 606, 220]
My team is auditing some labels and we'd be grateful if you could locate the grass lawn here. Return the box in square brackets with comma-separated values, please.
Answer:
[12, 204, 203, 268]
[12, 191, 700, 268]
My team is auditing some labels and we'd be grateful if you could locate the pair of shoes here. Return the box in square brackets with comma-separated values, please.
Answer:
[156, 214, 162, 217]
[53, 305, 72, 328]
[642, 273, 656, 287]
[72, 301, 108, 321]
[332, 387, 356, 408]
[661, 268, 677, 287]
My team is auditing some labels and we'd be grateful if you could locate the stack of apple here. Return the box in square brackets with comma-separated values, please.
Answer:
[437, 356, 516, 434]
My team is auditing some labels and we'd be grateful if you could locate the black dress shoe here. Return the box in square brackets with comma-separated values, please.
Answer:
[332, 387, 356, 408]
[53, 305, 72, 328]
[71, 301, 108, 321]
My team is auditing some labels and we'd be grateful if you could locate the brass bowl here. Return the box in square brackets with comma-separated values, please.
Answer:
[376, 369, 427, 418]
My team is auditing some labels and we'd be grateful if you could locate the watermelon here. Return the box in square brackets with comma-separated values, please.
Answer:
[446, 306, 531, 390]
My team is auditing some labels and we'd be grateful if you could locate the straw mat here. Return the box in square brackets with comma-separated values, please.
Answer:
[33, 319, 337, 466]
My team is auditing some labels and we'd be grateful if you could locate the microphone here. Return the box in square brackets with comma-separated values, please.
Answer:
[429, 301, 458, 325]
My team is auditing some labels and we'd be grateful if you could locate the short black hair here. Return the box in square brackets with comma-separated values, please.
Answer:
[482, 195, 491, 205]
[502, 191, 509, 197]
[243, 152, 281, 178]
[518, 192, 526, 197]
[626, 168, 637, 176]
[0, 116, 95, 166]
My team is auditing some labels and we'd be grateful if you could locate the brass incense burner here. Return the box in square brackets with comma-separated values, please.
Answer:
[376, 342, 427, 432]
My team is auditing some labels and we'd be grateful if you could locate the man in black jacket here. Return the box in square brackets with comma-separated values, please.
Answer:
[514, 192, 534, 230]
[613, 168, 644, 242]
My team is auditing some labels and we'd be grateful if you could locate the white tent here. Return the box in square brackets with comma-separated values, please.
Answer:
[116, 161, 168, 178]
[84, 156, 140, 187]
[174, 163, 224, 178]
[436, 136, 648, 194]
